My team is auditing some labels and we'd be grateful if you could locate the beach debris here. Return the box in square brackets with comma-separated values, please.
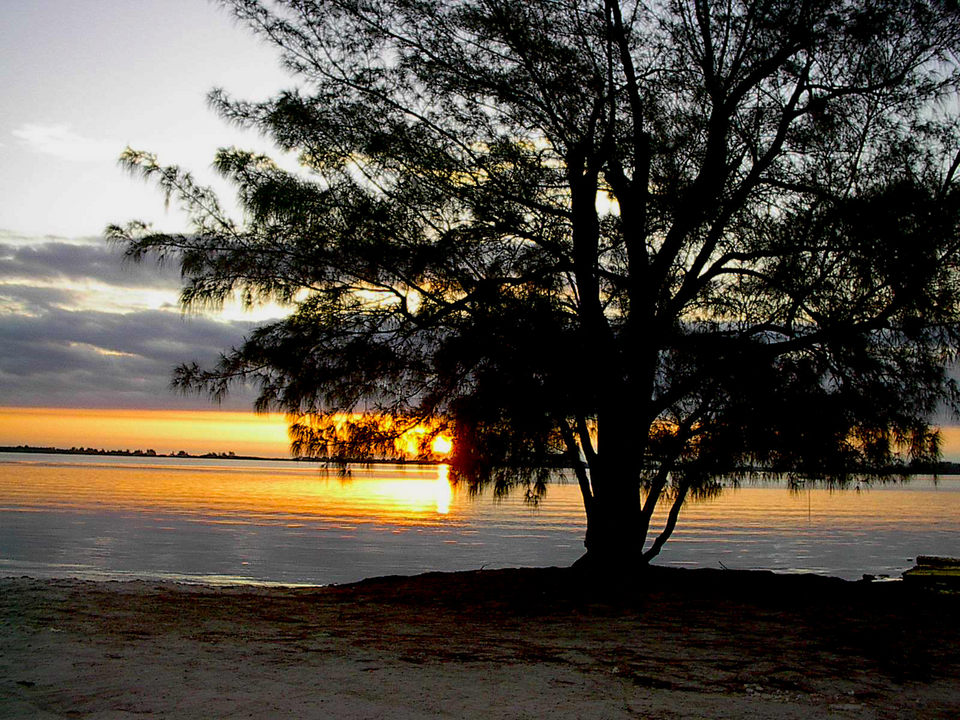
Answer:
[829, 702, 864, 712]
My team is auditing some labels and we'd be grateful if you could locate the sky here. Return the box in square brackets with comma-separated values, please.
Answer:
[1, 1, 959, 460]
[1, 0, 292, 237]
[0, 0, 302, 452]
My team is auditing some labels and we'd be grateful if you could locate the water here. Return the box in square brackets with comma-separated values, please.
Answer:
[1, 452, 958, 584]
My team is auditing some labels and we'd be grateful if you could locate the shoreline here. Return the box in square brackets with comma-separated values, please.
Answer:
[0, 446, 443, 465]
[0, 562, 911, 590]
[7, 446, 960, 475]
[2, 566, 957, 718]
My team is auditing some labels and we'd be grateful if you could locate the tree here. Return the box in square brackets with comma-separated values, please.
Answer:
[111, 0, 960, 569]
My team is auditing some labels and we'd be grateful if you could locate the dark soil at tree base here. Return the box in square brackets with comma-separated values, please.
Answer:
[1, 566, 957, 718]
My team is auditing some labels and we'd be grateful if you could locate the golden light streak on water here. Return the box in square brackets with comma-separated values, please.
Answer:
[1, 453, 955, 535]
[0, 457, 462, 524]
[0, 452, 958, 583]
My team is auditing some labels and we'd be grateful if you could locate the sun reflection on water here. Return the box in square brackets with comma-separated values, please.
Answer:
[1, 452, 959, 583]
[0, 455, 460, 525]
[362, 464, 453, 515]
[436, 464, 452, 514]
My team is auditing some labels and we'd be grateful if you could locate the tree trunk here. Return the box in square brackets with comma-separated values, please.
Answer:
[575, 456, 648, 571]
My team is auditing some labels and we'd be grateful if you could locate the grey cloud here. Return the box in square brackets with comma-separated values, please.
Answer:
[0, 240, 182, 289]
[0, 283, 82, 312]
[0, 230, 92, 245]
[0, 306, 260, 410]
[0, 234, 278, 410]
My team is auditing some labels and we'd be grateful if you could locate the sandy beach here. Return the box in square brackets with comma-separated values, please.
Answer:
[1, 567, 957, 719]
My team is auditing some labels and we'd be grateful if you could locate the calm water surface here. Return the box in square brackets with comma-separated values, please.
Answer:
[1, 452, 957, 584]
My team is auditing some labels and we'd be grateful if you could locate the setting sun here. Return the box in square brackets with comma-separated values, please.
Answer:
[430, 434, 454, 456]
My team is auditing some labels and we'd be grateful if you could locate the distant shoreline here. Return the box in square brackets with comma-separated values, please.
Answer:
[0, 444, 444, 466]
[3, 444, 960, 475]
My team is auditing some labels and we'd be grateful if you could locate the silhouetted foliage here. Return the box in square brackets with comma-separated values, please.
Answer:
[111, 0, 960, 566]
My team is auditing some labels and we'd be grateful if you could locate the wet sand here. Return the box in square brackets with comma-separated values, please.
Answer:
[1, 567, 958, 719]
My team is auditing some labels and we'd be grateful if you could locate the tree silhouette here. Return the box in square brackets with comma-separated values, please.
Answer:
[111, 0, 960, 568]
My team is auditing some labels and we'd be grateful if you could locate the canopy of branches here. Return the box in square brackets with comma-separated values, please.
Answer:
[112, 0, 960, 502]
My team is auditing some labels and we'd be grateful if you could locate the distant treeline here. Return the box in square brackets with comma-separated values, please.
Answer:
[0, 445, 258, 460]
[2, 444, 958, 475]
[0, 444, 431, 464]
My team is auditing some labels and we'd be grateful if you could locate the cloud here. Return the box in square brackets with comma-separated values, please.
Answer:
[0, 235, 286, 410]
[0, 306, 260, 410]
[0, 240, 186, 316]
[0, 230, 85, 246]
[0, 283, 81, 316]
[12, 123, 121, 163]
[0, 240, 181, 289]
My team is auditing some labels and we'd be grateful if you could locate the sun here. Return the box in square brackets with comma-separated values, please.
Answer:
[430, 434, 454, 456]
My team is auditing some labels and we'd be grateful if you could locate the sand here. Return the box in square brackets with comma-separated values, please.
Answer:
[1, 567, 958, 719]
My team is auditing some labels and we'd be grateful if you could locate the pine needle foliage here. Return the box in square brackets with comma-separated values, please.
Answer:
[110, 0, 960, 565]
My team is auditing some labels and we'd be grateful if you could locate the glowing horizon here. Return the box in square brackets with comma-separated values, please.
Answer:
[0, 407, 293, 458]
[3, 405, 960, 464]
[0, 407, 456, 461]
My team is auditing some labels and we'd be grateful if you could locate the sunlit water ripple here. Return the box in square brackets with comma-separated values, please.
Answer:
[1, 452, 957, 584]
